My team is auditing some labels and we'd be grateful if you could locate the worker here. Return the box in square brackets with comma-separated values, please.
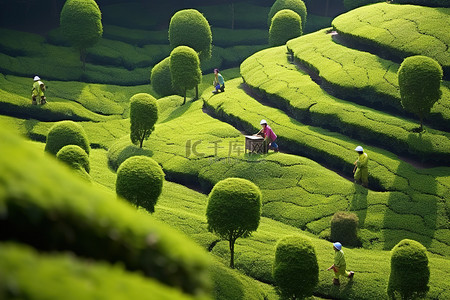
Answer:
[212, 68, 225, 94]
[327, 242, 354, 285]
[353, 146, 369, 187]
[255, 119, 279, 152]
[31, 75, 46, 105]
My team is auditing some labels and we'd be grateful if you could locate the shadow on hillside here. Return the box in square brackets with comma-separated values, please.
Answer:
[350, 184, 368, 227]
[160, 99, 196, 123]
[382, 161, 438, 252]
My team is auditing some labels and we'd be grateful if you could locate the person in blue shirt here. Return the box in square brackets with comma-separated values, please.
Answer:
[212, 68, 225, 94]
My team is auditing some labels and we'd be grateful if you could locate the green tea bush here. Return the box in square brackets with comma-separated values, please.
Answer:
[169, 9, 212, 60]
[388, 239, 430, 299]
[272, 236, 319, 299]
[0, 127, 211, 296]
[268, 0, 307, 29]
[101, 2, 159, 29]
[116, 156, 164, 213]
[170, 46, 202, 103]
[0, 243, 199, 300]
[82, 64, 150, 85]
[343, 0, 383, 10]
[102, 25, 169, 46]
[212, 28, 268, 47]
[398, 55, 443, 131]
[206, 178, 262, 268]
[129, 93, 158, 148]
[45, 120, 90, 156]
[393, 0, 450, 7]
[269, 9, 303, 46]
[56, 144, 90, 173]
[151, 57, 177, 97]
[330, 211, 360, 247]
[0, 28, 45, 56]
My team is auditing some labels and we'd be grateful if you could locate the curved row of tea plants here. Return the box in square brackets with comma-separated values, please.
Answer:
[240, 46, 450, 163]
[286, 29, 450, 130]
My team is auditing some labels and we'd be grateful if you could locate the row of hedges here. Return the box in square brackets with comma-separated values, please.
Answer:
[332, 3, 450, 77]
[286, 29, 450, 131]
[0, 126, 212, 296]
[240, 46, 450, 163]
[0, 242, 198, 300]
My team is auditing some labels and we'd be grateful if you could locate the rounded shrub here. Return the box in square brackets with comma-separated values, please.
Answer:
[273, 236, 319, 299]
[116, 156, 164, 213]
[206, 177, 262, 268]
[45, 121, 90, 156]
[56, 144, 90, 173]
[330, 211, 360, 247]
[151, 57, 176, 97]
[268, 0, 307, 29]
[269, 9, 303, 47]
[170, 46, 202, 104]
[398, 55, 443, 131]
[130, 93, 158, 148]
[60, 0, 102, 50]
[169, 9, 212, 60]
[388, 239, 430, 299]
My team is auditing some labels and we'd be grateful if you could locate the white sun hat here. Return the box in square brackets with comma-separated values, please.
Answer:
[33, 76, 40, 81]
[260, 119, 267, 125]
[355, 146, 364, 152]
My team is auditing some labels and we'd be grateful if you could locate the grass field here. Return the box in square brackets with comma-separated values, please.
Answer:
[0, 1, 449, 299]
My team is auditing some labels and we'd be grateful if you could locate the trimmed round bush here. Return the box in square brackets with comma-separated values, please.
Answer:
[398, 55, 443, 131]
[268, 0, 307, 29]
[273, 236, 319, 299]
[269, 9, 303, 47]
[206, 178, 262, 268]
[330, 211, 360, 247]
[151, 57, 176, 97]
[45, 121, 90, 156]
[388, 239, 430, 299]
[130, 93, 158, 148]
[116, 156, 164, 213]
[169, 9, 212, 60]
[56, 144, 90, 173]
[170, 46, 202, 104]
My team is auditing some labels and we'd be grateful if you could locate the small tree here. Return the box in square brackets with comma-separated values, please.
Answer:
[45, 120, 90, 156]
[388, 239, 430, 300]
[273, 236, 319, 299]
[151, 57, 177, 97]
[398, 55, 443, 132]
[116, 156, 165, 213]
[330, 211, 360, 247]
[170, 46, 202, 104]
[169, 9, 212, 61]
[268, 0, 307, 30]
[60, 0, 103, 70]
[130, 93, 158, 148]
[269, 9, 302, 47]
[206, 178, 262, 268]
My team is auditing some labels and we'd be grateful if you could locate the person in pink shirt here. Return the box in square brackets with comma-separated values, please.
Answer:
[255, 119, 279, 152]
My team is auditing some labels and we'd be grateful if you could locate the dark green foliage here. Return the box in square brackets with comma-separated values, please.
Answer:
[60, 0, 103, 68]
[45, 120, 90, 156]
[170, 46, 202, 104]
[206, 177, 262, 268]
[151, 57, 176, 97]
[343, 0, 383, 10]
[388, 239, 430, 299]
[129, 93, 158, 148]
[392, 0, 450, 7]
[169, 9, 212, 60]
[268, 0, 307, 29]
[0, 128, 210, 296]
[272, 236, 319, 299]
[398, 55, 443, 131]
[269, 9, 303, 47]
[56, 144, 90, 173]
[330, 211, 360, 247]
[0, 242, 197, 300]
[116, 156, 165, 213]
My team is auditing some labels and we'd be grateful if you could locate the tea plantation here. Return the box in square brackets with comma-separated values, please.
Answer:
[0, 0, 448, 299]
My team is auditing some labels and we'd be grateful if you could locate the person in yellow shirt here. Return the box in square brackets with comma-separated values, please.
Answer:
[353, 146, 368, 187]
[31, 75, 46, 105]
[327, 242, 354, 285]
